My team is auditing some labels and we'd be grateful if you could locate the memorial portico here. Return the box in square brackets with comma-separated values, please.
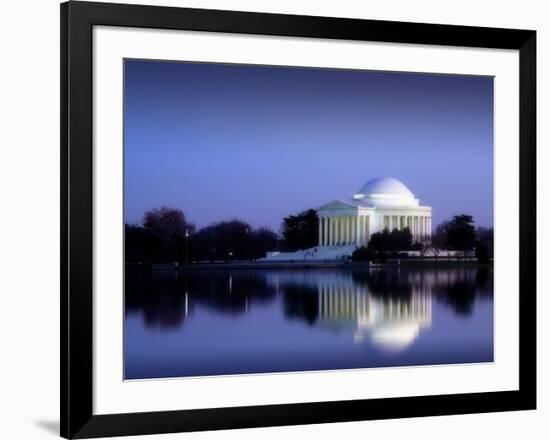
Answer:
[316, 177, 432, 247]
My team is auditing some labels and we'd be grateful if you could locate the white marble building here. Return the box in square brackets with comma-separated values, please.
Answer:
[317, 177, 432, 247]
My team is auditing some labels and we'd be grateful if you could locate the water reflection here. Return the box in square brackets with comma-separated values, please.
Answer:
[125, 266, 493, 378]
[126, 267, 492, 338]
[264, 270, 432, 351]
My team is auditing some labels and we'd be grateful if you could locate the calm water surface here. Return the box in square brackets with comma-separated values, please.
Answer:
[125, 266, 493, 379]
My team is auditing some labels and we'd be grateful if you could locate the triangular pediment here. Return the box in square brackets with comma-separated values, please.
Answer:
[317, 200, 358, 211]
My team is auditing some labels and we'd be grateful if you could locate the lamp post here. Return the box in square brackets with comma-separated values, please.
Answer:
[245, 228, 250, 262]
[185, 228, 189, 264]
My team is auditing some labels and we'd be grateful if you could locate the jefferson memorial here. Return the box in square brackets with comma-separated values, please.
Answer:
[317, 177, 432, 247]
[264, 177, 431, 261]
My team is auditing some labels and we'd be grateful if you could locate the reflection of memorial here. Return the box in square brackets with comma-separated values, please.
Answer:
[317, 281, 432, 351]
[126, 267, 489, 333]
[267, 269, 433, 351]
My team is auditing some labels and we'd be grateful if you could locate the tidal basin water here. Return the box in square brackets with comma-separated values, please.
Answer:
[124, 266, 493, 379]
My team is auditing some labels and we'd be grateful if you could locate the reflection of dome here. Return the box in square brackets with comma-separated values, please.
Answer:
[370, 322, 420, 352]
[353, 177, 419, 207]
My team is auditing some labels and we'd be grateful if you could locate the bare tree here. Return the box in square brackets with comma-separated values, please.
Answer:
[141, 207, 195, 262]
[417, 234, 431, 258]
[143, 207, 194, 237]
[425, 223, 448, 260]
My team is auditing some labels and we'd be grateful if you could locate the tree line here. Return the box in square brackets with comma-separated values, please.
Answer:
[126, 207, 492, 264]
[125, 207, 320, 263]
[352, 214, 493, 263]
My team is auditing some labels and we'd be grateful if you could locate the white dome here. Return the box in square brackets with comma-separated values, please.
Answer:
[358, 177, 414, 197]
[353, 177, 419, 207]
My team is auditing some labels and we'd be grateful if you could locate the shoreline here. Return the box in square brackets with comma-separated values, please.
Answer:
[127, 259, 493, 271]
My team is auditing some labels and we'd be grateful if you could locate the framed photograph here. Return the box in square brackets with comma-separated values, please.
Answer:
[61, 1, 536, 438]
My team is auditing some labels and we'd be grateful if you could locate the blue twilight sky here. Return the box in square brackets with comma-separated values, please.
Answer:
[124, 59, 494, 231]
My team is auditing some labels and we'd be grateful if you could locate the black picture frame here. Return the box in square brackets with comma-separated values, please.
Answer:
[61, 1, 537, 438]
